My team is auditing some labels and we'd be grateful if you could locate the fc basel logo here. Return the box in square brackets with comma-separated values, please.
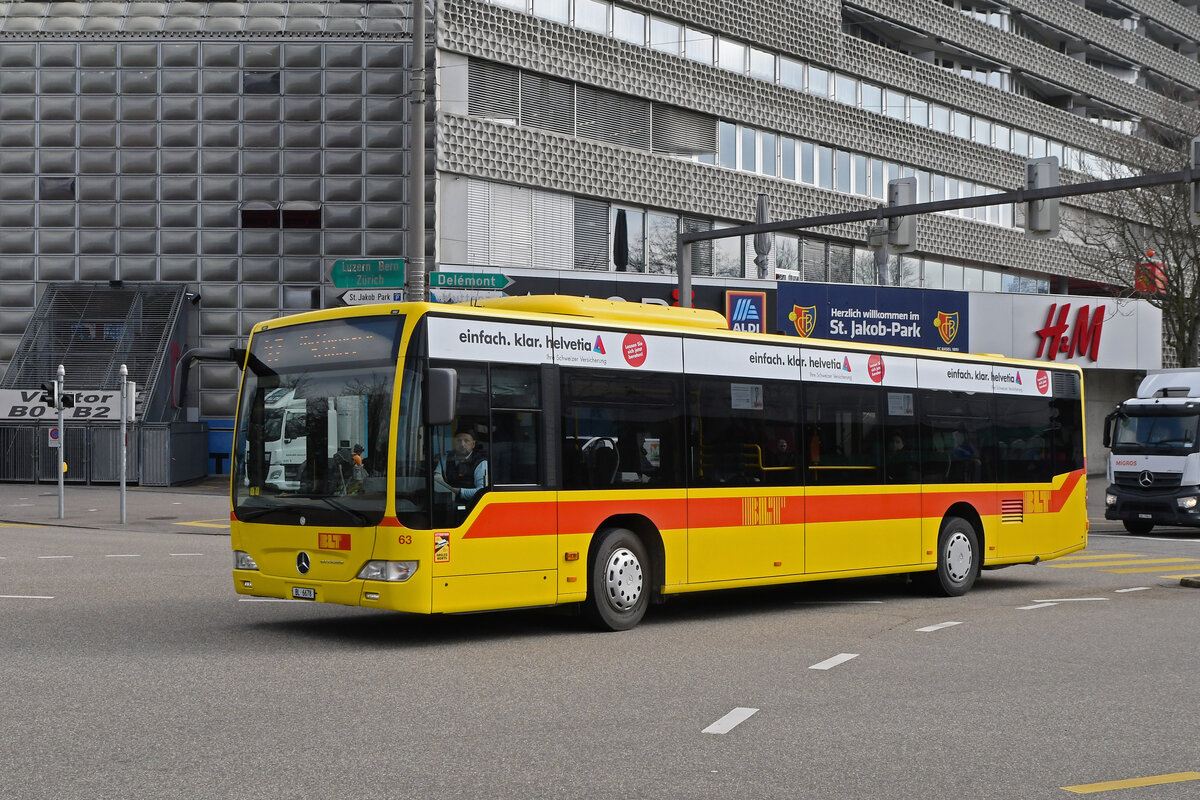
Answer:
[788, 305, 817, 338]
[933, 311, 959, 345]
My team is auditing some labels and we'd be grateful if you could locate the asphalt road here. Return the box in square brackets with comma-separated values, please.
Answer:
[1, 492, 1198, 799]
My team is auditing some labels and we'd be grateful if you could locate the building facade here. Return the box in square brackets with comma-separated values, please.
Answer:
[0, 0, 1193, 472]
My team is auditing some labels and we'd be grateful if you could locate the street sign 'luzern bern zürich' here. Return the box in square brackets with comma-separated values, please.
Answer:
[330, 258, 405, 289]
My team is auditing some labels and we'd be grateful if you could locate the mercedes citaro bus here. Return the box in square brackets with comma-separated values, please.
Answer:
[228, 295, 1087, 630]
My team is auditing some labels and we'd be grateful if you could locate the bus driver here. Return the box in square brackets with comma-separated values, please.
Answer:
[434, 429, 488, 501]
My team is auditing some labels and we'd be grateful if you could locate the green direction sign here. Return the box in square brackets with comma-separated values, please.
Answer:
[331, 258, 405, 289]
[429, 272, 512, 290]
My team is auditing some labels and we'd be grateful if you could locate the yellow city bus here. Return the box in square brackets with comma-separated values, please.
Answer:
[230, 295, 1087, 630]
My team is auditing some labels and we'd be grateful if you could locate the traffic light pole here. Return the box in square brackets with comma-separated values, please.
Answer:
[57, 364, 65, 520]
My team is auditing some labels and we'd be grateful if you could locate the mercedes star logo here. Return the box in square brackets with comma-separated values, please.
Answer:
[296, 552, 311, 575]
[1138, 470, 1155, 488]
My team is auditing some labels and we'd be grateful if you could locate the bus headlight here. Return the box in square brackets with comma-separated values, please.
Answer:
[1177, 496, 1198, 510]
[358, 560, 418, 582]
[234, 550, 259, 570]
[1105, 493, 1117, 506]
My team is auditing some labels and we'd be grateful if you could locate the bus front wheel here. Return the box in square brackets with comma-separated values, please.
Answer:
[585, 528, 649, 631]
[932, 516, 979, 597]
[1122, 519, 1153, 535]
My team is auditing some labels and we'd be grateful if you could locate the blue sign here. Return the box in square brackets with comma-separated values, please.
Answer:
[776, 283, 969, 352]
[725, 290, 767, 333]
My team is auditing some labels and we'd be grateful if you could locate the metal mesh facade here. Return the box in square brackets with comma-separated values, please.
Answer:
[0, 3, 412, 416]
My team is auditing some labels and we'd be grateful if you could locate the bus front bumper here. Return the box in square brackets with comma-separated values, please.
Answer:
[233, 569, 433, 612]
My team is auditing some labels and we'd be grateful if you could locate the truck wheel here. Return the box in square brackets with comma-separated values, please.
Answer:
[931, 516, 979, 597]
[584, 528, 649, 631]
[1122, 519, 1154, 535]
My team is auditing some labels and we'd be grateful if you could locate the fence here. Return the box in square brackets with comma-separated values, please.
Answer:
[0, 422, 208, 486]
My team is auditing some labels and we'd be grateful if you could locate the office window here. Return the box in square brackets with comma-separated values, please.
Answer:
[761, 132, 777, 176]
[800, 141, 814, 184]
[533, 0, 570, 24]
[613, 8, 646, 45]
[749, 48, 774, 81]
[740, 126, 756, 172]
[808, 66, 829, 97]
[649, 19, 680, 55]
[780, 57, 803, 90]
[909, 97, 928, 127]
[718, 121, 737, 169]
[575, 0, 608, 35]
[884, 89, 906, 121]
[718, 39, 746, 73]
[684, 28, 713, 65]
[861, 82, 882, 114]
[781, 137, 796, 180]
[835, 73, 857, 106]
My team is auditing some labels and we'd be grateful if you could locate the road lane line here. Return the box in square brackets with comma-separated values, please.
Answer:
[1054, 553, 1142, 561]
[170, 553, 205, 557]
[1048, 558, 1196, 569]
[1102, 563, 1200, 574]
[238, 597, 300, 603]
[1033, 598, 1108, 603]
[0, 595, 54, 599]
[37, 555, 72, 559]
[105, 554, 141, 558]
[1019, 603, 1058, 610]
[173, 519, 230, 529]
[1062, 771, 1200, 794]
[916, 621, 962, 632]
[1113, 587, 1150, 593]
[809, 653, 859, 670]
[702, 707, 759, 735]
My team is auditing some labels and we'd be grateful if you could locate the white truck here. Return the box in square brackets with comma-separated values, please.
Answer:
[1103, 369, 1200, 534]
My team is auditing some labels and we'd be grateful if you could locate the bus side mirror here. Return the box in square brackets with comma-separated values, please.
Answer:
[1102, 411, 1116, 448]
[426, 368, 458, 427]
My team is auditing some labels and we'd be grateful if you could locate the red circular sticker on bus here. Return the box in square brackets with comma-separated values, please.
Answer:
[622, 334, 647, 367]
[867, 354, 885, 383]
[1036, 370, 1050, 394]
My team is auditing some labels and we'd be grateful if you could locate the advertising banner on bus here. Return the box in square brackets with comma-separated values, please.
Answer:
[776, 284, 968, 352]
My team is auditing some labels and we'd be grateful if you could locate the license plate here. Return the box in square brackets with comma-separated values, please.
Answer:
[292, 587, 316, 601]
[1138, 514, 1152, 519]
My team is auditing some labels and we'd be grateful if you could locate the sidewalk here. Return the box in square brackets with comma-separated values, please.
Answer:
[0, 476, 231, 535]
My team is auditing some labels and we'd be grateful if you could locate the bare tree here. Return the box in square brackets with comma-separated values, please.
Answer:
[1065, 116, 1200, 366]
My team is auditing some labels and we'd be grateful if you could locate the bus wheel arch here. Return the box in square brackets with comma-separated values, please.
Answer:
[583, 515, 663, 631]
[931, 504, 982, 597]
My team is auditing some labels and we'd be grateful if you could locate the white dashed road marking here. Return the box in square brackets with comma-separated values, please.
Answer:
[916, 621, 962, 632]
[702, 707, 759, 735]
[809, 653, 859, 670]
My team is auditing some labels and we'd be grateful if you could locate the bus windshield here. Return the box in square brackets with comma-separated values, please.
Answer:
[232, 315, 403, 526]
[1112, 411, 1200, 454]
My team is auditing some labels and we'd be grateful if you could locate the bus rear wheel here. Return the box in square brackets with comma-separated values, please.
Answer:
[1122, 519, 1154, 535]
[932, 516, 979, 597]
[585, 528, 649, 631]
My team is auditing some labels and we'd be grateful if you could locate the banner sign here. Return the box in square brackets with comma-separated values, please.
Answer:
[0, 389, 123, 421]
[776, 284, 968, 352]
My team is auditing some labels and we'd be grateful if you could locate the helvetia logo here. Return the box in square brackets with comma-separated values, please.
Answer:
[593, 336, 606, 355]
[842, 357, 851, 372]
[1016, 373, 1023, 385]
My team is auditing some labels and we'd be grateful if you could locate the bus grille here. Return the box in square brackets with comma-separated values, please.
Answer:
[1000, 498, 1023, 524]
[1113, 471, 1181, 490]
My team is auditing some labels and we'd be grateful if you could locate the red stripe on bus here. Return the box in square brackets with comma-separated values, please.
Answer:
[448, 469, 1086, 539]
[462, 501, 559, 539]
[558, 497, 690, 534]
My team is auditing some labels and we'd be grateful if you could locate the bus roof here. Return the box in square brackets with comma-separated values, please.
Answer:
[462, 295, 729, 331]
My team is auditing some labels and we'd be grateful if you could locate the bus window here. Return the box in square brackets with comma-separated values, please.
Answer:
[803, 383, 882, 486]
[688, 375, 799, 487]
[884, 390, 919, 484]
[561, 370, 684, 489]
[919, 390, 993, 483]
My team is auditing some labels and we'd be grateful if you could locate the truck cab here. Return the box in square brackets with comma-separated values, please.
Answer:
[1104, 370, 1200, 534]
